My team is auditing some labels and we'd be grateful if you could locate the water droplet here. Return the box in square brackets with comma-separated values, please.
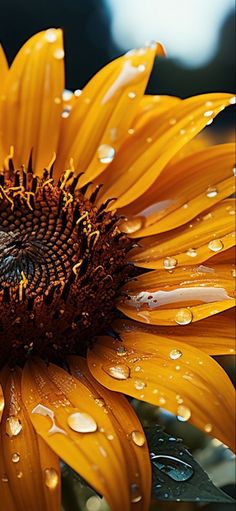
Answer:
[128, 91, 136, 99]
[229, 96, 236, 104]
[94, 398, 105, 407]
[17, 471, 23, 479]
[150, 453, 194, 481]
[6, 417, 22, 437]
[128, 128, 135, 135]
[116, 346, 127, 357]
[44, 468, 59, 489]
[206, 186, 218, 198]
[62, 89, 73, 101]
[105, 364, 130, 380]
[97, 144, 115, 164]
[134, 365, 141, 372]
[61, 108, 71, 118]
[163, 257, 178, 270]
[179, 129, 186, 135]
[175, 309, 193, 325]
[86, 496, 101, 511]
[170, 349, 182, 360]
[54, 48, 65, 60]
[169, 118, 176, 125]
[131, 430, 146, 446]
[137, 64, 146, 72]
[208, 239, 223, 252]
[32, 404, 67, 436]
[74, 89, 82, 97]
[233, 167, 236, 176]
[186, 248, 197, 258]
[204, 423, 212, 433]
[67, 412, 97, 433]
[177, 405, 191, 422]
[206, 118, 213, 126]
[121, 217, 142, 234]
[45, 29, 57, 43]
[12, 452, 20, 463]
[204, 110, 213, 117]
[2, 474, 8, 483]
[130, 483, 143, 503]
[159, 397, 166, 405]
[134, 380, 146, 390]
[232, 268, 236, 278]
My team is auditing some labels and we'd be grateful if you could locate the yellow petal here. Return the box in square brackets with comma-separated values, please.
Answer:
[68, 356, 152, 511]
[120, 142, 235, 236]
[0, 367, 61, 511]
[0, 29, 64, 174]
[130, 199, 235, 268]
[22, 358, 133, 511]
[56, 42, 165, 183]
[88, 332, 235, 451]
[97, 94, 234, 210]
[117, 264, 235, 325]
[113, 309, 235, 356]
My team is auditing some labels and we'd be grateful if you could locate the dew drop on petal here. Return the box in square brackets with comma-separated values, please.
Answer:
[105, 364, 130, 380]
[204, 423, 213, 433]
[134, 380, 146, 390]
[186, 248, 197, 258]
[233, 167, 236, 177]
[45, 29, 57, 43]
[67, 412, 97, 433]
[62, 89, 73, 101]
[97, 144, 115, 164]
[130, 483, 143, 503]
[6, 417, 22, 437]
[17, 471, 23, 479]
[232, 268, 236, 278]
[159, 397, 166, 405]
[169, 349, 182, 360]
[175, 309, 193, 325]
[208, 239, 224, 252]
[131, 430, 146, 447]
[137, 64, 146, 72]
[177, 405, 191, 422]
[94, 398, 105, 408]
[163, 257, 178, 270]
[116, 345, 127, 357]
[204, 110, 214, 117]
[206, 186, 218, 198]
[229, 96, 236, 104]
[12, 452, 20, 463]
[53, 48, 65, 60]
[74, 89, 82, 97]
[128, 91, 136, 99]
[2, 474, 8, 483]
[44, 468, 59, 489]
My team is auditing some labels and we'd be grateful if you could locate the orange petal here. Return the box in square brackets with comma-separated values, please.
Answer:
[130, 199, 235, 269]
[22, 358, 134, 511]
[68, 356, 151, 511]
[56, 42, 165, 183]
[113, 309, 235, 356]
[0, 367, 61, 511]
[117, 264, 235, 325]
[88, 333, 235, 451]
[120, 143, 235, 236]
[0, 29, 64, 174]
[97, 94, 234, 210]
[133, 94, 182, 130]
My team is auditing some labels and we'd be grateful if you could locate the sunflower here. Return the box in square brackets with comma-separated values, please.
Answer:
[0, 28, 235, 511]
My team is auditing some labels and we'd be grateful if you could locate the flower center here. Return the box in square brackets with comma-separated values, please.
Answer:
[0, 164, 132, 367]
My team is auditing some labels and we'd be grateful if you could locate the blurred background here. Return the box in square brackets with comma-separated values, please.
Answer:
[0, 1, 235, 510]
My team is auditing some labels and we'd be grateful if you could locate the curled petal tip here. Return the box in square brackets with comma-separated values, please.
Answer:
[156, 41, 167, 57]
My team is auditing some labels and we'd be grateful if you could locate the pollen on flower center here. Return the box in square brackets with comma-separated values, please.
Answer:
[0, 160, 132, 368]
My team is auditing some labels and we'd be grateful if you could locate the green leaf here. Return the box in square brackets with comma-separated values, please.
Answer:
[145, 426, 235, 504]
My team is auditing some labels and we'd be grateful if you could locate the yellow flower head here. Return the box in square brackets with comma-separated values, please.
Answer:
[0, 29, 235, 511]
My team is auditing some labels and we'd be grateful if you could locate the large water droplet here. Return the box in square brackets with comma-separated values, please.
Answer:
[163, 257, 178, 270]
[105, 364, 130, 380]
[67, 412, 97, 433]
[206, 186, 218, 198]
[150, 453, 194, 482]
[6, 417, 22, 437]
[12, 452, 20, 463]
[175, 309, 193, 325]
[120, 217, 143, 234]
[208, 239, 223, 252]
[44, 468, 59, 489]
[177, 405, 191, 422]
[169, 349, 182, 360]
[131, 430, 146, 447]
[130, 483, 143, 503]
[54, 48, 65, 60]
[97, 144, 115, 164]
